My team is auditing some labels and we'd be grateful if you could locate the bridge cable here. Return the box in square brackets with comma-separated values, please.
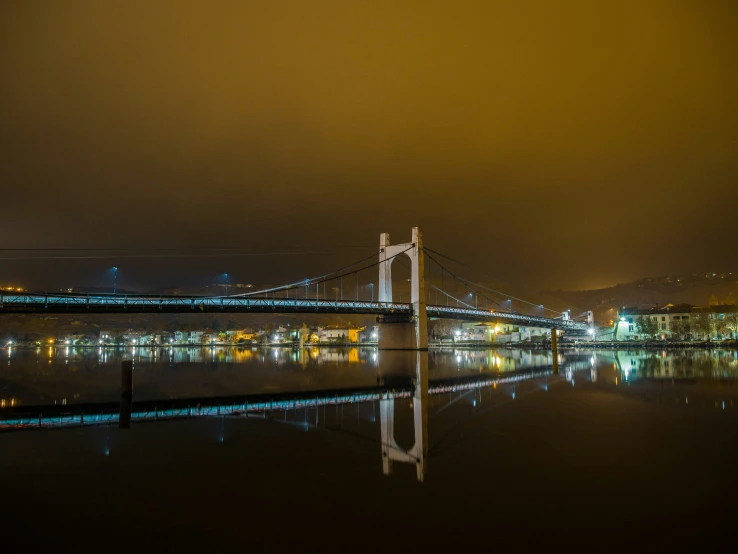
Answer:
[392, 254, 482, 310]
[425, 247, 575, 316]
[428, 285, 476, 310]
[233, 246, 416, 300]
[424, 251, 512, 313]
[424, 252, 507, 311]
[230, 250, 382, 297]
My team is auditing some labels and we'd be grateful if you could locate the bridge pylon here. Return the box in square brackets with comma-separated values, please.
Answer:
[377, 227, 428, 350]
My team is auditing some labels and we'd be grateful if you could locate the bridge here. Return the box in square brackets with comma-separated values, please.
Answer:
[0, 227, 591, 347]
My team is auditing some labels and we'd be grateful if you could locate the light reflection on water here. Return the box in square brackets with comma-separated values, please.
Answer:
[0, 346, 736, 407]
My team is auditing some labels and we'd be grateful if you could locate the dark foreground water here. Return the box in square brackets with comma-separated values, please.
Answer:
[1, 346, 737, 552]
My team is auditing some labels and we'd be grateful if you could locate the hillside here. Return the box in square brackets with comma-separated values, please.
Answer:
[544, 272, 737, 325]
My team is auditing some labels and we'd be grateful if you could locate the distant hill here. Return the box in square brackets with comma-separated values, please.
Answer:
[543, 272, 737, 325]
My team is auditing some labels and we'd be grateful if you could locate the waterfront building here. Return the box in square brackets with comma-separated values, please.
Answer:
[517, 325, 553, 342]
[616, 304, 738, 340]
[320, 326, 362, 343]
[456, 322, 515, 343]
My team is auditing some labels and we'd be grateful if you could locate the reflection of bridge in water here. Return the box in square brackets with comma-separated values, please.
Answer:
[0, 353, 599, 484]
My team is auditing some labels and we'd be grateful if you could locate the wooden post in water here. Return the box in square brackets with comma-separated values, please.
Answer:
[551, 329, 559, 375]
[120, 360, 133, 429]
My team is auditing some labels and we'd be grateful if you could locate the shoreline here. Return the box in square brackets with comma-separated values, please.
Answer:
[2, 339, 736, 351]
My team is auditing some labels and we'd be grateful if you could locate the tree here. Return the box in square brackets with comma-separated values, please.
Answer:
[635, 316, 646, 337]
[429, 319, 460, 339]
[715, 319, 728, 339]
[728, 313, 738, 338]
[691, 313, 713, 340]
[670, 319, 684, 340]
[635, 316, 657, 339]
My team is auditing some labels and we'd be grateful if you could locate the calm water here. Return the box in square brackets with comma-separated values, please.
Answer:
[1, 345, 737, 407]
[2, 345, 737, 552]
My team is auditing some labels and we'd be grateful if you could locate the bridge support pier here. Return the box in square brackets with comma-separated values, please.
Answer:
[551, 329, 559, 375]
[377, 227, 428, 350]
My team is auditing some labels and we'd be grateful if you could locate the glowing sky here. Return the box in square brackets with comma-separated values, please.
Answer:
[1, 1, 737, 291]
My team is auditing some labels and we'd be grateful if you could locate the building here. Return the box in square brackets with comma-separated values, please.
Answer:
[517, 326, 553, 342]
[229, 330, 259, 344]
[455, 322, 515, 343]
[616, 304, 738, 341]
[358, 326, 379, 343]
[320, 326, 362, 344]
[201, 332, 221, 345]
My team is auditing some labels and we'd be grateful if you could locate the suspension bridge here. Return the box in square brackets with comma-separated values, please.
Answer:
[0, 227, 591, 346]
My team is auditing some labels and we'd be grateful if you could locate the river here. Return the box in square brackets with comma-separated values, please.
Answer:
[1, 345, 736, 407]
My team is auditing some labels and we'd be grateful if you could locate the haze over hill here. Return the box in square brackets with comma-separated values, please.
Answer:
[545, 272, 737, 322]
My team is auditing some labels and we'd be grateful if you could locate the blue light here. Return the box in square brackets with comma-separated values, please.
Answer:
[219, 435, 224, 443]
[473, 400, 477, 407]
[104, 449, 110, 456]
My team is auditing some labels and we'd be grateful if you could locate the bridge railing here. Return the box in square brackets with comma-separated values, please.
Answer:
[0, 292, 412, 313]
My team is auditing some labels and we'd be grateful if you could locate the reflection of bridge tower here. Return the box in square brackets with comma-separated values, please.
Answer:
[379, 351, 429, 482]
[591, 351, 598, 383]
[378, 227, 428, 350]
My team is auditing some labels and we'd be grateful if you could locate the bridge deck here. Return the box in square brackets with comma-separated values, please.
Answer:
[0, 292, 588, 332]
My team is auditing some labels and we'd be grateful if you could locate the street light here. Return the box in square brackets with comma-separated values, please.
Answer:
[369, 283, 374, 302]
[223, 273, 229, 297]
[112, 266, 118, 295]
